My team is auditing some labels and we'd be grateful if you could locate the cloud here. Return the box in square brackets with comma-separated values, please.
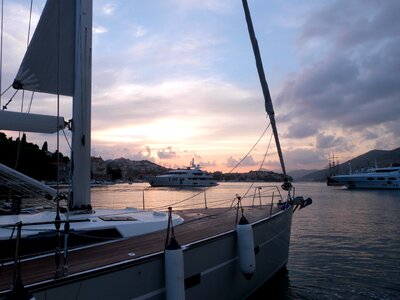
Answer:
[93, 26, 108, 34]
[92, 145, 155, 162]
[225, 155, 258, 168]
[134, 25, 147, 37]
[5, 0, 399, 173]
[101, 3, 116, 15]
[169, 0, 233, 14]
[284, 148, 327, 170]
[199, 160, 217, 167]
[315, 133, 349, 150]
[157, 147, 177, 159]
[298, 0, 400, 50]
[276, 0, 400, 161]
[285, 122, 319, 139]
[91, 77, 262, 142]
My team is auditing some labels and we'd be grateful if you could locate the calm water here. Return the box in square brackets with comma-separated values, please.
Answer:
[92, 182, 400, 299]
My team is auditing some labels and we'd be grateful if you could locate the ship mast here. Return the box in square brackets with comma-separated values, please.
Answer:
[242, 0, 288, 182]
[70, 0, 92, 208]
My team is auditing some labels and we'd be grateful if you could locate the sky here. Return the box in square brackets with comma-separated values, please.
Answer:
[1, 0, 399, 173]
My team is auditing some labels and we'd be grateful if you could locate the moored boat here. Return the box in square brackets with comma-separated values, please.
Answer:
[0, 0, 312, 299]
[329, 165, 400, 189]
[149, 159, 218, 187]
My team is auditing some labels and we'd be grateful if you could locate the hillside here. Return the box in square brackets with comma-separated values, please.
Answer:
[287, 169, 319, 181]
[0, 132, 69, 181]
[299, 147, 400, 182]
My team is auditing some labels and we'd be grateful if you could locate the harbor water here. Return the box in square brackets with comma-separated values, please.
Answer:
[91, 182, 400, 299]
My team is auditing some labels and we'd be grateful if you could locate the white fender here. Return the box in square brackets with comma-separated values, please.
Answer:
[236, 216, 256, 279]
[165, 238, 185, 300]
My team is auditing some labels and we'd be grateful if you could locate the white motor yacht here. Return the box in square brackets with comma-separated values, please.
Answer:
[149, 159, 218, 187]
[329, 165, 400, 189]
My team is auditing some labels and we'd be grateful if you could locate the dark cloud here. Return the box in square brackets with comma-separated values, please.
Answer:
[225, 155, 258, 168]
[199, 160, 217, 167]
[284, 148, 327, 169]
[299, 0, 400, 49]
[362, 130, 378, 140]
[277, 0, 400, 150]
[315, 133, 349, 150]
[139, 146, 152, 158]
[92, 145, 155, 162]
[285, 122, 319, 139]
[157, 146, 177, 159]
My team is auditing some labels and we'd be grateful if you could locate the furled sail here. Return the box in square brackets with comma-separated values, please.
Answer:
[13, 0, 76, 96]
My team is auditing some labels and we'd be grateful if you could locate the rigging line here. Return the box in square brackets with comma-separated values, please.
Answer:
[18, 0, 34, 114]
[153, 124, 271, 210]
[146, 193, 236, 210]
[14, 132, 22, 169]
[62, 129, 72, 150]
[26, 91, 34, 113]
[156, 186, 213, 209]
[61, 127, 73, 212]
[242, 0, 288, 180]
[0, 0, 3, 107]
[27, 0, 34, 45]
[25, 0, 35, 113]
[226, 123, 271, 175]
[241, 130, 274, 200]
[56, 0, 61, 197]
[1, 89, 18, 110]
[0, 83, 11, 97]
[13, 0, 35, 172]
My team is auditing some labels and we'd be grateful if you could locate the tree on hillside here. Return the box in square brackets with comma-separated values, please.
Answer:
[42, 141, 48, 152]
[0, 132, 69, 181]
[106, 165, 122, 181]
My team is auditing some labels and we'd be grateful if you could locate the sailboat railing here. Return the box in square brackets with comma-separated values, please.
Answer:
[0, 218, 90, 230]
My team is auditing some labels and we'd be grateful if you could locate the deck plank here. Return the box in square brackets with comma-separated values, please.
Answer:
[0, 205, 278, 292]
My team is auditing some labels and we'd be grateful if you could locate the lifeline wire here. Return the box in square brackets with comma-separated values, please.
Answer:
[154, 123, 272, 210]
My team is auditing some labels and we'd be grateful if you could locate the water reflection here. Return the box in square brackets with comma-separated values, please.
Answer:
[91, 182, 400, 299]
[247, 267, 304, 299]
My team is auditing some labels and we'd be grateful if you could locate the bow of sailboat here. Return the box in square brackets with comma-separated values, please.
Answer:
[0, 1, 313, 299]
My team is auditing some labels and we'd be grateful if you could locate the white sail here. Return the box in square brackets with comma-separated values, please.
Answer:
[0, 110, 65, 133]
[13, 0, 76, 96]
[10, 0, 92, 208]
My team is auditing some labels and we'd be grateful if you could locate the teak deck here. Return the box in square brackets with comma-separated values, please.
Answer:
[0, 206, 278, 292]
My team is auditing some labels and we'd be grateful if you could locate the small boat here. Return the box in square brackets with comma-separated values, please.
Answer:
[329, 165, 400, 189]
[0, 0, 312, 299]
[149, 159, 218, 187]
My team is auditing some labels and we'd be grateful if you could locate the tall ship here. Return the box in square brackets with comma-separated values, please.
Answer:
[328, 165, 400, 189]
[149, 159, 218, 187]
[0, 0, 311, 299]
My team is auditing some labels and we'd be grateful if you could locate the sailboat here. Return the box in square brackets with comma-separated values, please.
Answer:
[0, 0, 311, 299]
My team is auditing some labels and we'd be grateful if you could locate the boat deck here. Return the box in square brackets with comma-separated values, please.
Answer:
[0, 205, 280, 293]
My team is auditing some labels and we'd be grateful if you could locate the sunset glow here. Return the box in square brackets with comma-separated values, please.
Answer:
[1, 0, 399, 173]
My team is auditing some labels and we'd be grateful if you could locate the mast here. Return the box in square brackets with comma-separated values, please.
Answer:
[242, 0, 288, 180]
[5, 0, 92, 207]
[70, 0, 92, 208]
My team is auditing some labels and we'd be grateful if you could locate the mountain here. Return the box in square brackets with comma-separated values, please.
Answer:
[287, 169, 319, 181]
[299, 147, 400, 182]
